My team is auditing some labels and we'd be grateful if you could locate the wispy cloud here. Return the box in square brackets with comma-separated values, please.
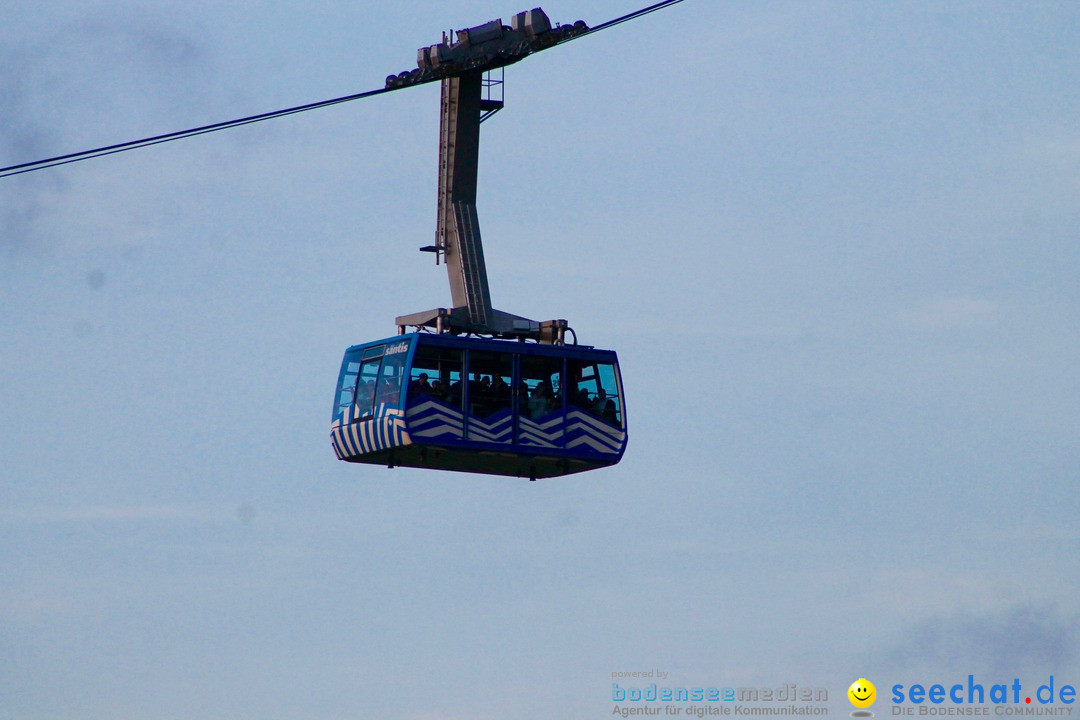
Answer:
[897, 296, 1000, 330]
[0, 505, 214, 525]
[1, 10, 209, 251]
[884, 604, 1079, 678]
[0, 43, 67, 252]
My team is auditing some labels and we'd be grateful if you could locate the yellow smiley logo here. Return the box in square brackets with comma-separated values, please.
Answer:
[848, 678, 876, 708]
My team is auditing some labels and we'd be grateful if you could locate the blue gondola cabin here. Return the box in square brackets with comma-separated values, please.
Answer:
[331, 333, 627, 479]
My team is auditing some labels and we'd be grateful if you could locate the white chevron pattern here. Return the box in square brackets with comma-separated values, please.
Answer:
[406, 399, 464, 439]
[467, 411, 513, 443]
[334, 398, 626, 461]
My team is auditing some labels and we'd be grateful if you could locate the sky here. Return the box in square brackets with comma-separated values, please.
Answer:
[2, 1, 1078, 718]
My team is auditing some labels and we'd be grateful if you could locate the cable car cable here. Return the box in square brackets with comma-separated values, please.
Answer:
[0, 87, 392, 179]
[574, 0, 685, 39]
[0, 0, 687, 180]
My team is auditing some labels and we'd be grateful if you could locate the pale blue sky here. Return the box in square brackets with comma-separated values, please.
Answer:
[2, 2, 1078, 719]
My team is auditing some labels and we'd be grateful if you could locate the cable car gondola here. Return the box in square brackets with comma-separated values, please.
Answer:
[331, 332, 626, 479]
[331, 7, 628, 478]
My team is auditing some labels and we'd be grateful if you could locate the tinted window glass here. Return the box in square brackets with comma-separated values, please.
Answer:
[519, 355, 563, 420]
[468, 350, 513, 420]
[568, 359, 622, 427]
[337, 360, 360, 417]
[355, 355, 383, 419]
[408, 344, 464, 410]
[375, 351, 406, 408]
